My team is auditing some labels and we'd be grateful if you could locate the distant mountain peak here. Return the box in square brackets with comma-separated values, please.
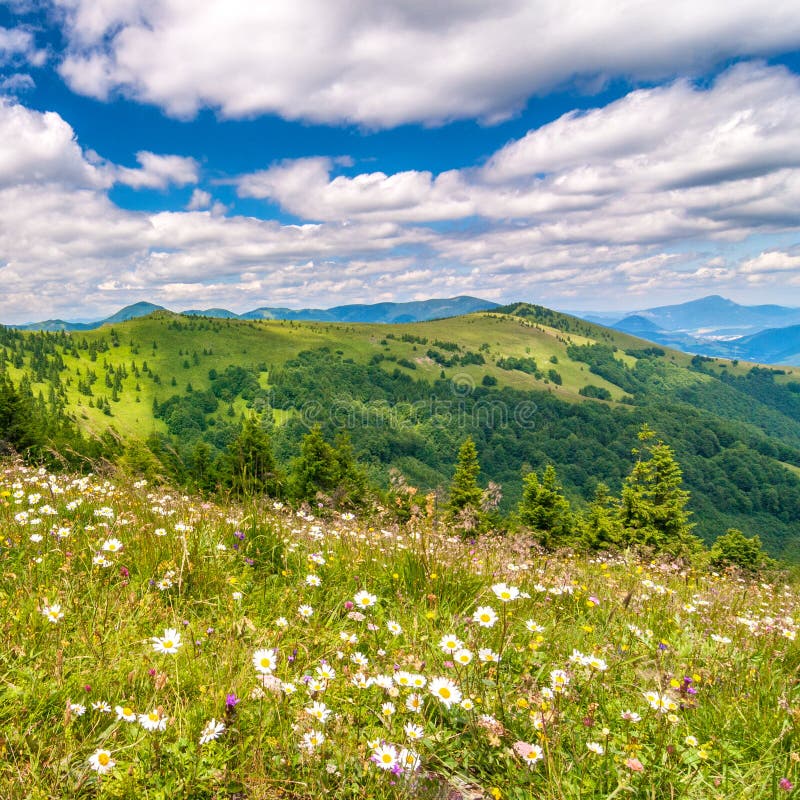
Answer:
[613, 314, 664, 333]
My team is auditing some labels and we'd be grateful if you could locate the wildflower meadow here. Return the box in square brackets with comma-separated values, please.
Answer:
[1, 462, 798, 799]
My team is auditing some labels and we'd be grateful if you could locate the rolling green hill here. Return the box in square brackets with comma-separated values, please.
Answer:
[2, 304, 800, 558]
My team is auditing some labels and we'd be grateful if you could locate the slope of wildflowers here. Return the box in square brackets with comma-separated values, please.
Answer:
[1, 462, 798, 799]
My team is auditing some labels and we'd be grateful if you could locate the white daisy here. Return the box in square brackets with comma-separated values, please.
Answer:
[429, 677, 462, 708]
[115, 705, 136, 722]
[199, 718, 225, 745]
[301, 730, 325, 752]
[438, 633, 463, 654]
[478, 648, 501, 663]
[354, 590, 377, 608]
[472, 606, 498, 628]
[305, 701, 331, 724]
[406, 693, 424, 713]
[253, 648, 278, 674]
[88, 748, 115, 774]
[42, 603, 64, 623]
[404, 721, 424, 741]
[491, 582, 520, 602]
[398, 747, 421, 772]
[372, 743, 398, 770]
[138, 709, 167, 731]
[151, 628, 182, 655]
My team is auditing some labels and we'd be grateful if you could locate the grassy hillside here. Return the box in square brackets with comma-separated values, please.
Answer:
[2, 308, 766, 434]
[2, 306, 800, 557]
[1, 463, 798, 799]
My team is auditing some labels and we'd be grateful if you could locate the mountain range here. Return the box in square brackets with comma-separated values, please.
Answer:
[10, 296, 499, 331]
[603, 295, 800, 366]
[8, 293, 800, 366]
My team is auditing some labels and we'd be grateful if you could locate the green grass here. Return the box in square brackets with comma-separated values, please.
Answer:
[1, 462, 798, 799]
[9, 309, 721, 438]
[780, 461, 800, 478]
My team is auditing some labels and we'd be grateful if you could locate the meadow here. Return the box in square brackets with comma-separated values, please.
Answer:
[5, 306, 800, 556]
[1, 461, 798, 799]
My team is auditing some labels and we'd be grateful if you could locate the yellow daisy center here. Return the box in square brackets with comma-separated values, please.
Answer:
[98, 753, 110, 766]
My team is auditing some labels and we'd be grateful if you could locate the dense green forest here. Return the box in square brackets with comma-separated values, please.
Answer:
[1, 305, 800, 560]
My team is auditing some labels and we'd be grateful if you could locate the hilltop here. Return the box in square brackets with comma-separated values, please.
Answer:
[2, 303, 800, 558]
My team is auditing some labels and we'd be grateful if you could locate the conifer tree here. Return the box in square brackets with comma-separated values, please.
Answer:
[332, 430, 367, 506]
[579, 482, 622, 550]
[289, 425, 340, 503]
[518, 464, 573, 547]
[0, 376, 36, 452]
[191, 440, 215, 491]
[227, 415, 280, 496]
[616, 425, 700, 555]
[448, 437, 485, 529]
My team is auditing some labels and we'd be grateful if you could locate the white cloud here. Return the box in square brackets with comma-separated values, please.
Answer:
[53, 0, 800, 126]
[0, 25, 43, 66]
[185, 188, 211, 210]
[0, 72, 35, 93]
[483, 63, 800, 189]
[4, 65, 800, 322]
[238, 63, 800, 247]
[0, 98, 106, 189]
[238, 158, 475, 223]
[114, 150, 199, 189]
[0, 99, 437, 322]
[739, 250, 800, 277]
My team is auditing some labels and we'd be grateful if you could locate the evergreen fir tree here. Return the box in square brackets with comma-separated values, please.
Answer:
[448, 437, 484, 529]
[0, 376, 36, 452]
[518, 464, 573, 547]
[332, 430, 367, 506]
[616, 425, 700, 555]
[226, 415, 280, 496]
[580, 482, 622, 550]
[289, 425, 340, 503]
[191, 440, 215, 491]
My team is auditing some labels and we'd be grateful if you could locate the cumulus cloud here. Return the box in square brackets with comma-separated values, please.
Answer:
[0, 98, 106, 188]
[738, 250, 800, 281]
[0, 25, 44, 67]
[114, 150, 199, 189]
[185, 188, 211, 210]
[3, 63, 800, 322]
[238, 63, 800, 247]
[53, 0, 800, 126]
[0, 99, 437, 322]
[237, 158, 475, 223]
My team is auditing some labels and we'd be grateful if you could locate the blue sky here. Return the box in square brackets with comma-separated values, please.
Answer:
[1, 1, 800, 323]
